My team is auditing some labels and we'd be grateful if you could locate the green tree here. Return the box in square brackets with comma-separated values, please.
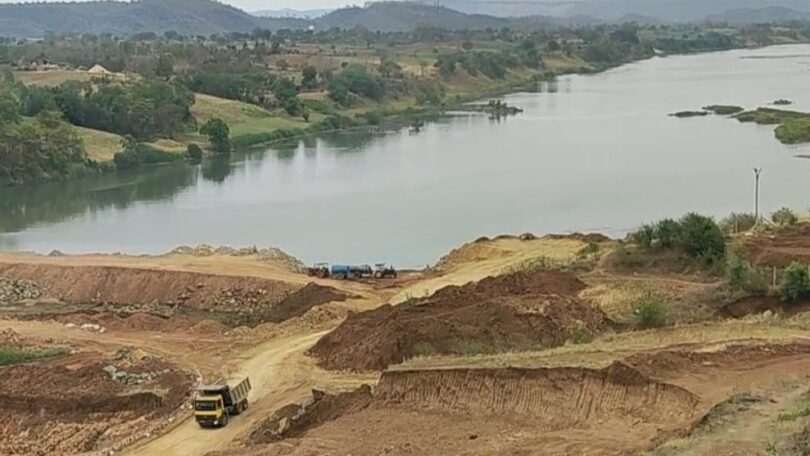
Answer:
[301, 66, 318, 89]
[0, 91, 21, 126]
[156, 53, 175, 79]
[781, 262, 810, 302]
[677, 213, 726, 260]
[771, 207, 798, 227]
[200, 118, 231, 156]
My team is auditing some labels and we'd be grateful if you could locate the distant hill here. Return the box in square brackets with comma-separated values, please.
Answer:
[707, 6, 809, 24]
[435, 0, 810, 22]
[316, 2, 509, 32]
[0, 0, 275, 37]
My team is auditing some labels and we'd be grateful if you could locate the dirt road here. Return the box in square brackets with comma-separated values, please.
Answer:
[127, 331, 327, 456]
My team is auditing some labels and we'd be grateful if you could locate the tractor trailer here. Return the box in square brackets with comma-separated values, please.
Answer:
[194, 377, 251, 428]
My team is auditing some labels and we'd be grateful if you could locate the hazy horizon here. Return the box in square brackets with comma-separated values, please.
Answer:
[0, 0, 358, 11]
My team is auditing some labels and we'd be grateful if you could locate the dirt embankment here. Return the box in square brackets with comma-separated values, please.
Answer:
[236, 362, 698, 456]
[0, 352, 193, 456]
[716, 295, 810, 319]
[0, 262, 349, 328]
[0, 262, 298, 309]
[375, 363, 697, 428]
[743, 224, 810, 268]
[226, 342, 810, 456]
[310, 269, 612, 371]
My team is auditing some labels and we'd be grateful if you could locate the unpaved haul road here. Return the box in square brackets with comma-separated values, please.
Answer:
[127, 331, 328, 456]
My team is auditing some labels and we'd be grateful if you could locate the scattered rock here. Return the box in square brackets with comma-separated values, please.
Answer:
[80, 323, 106, 333]
[102, 364, 170, 385]
[0, 278, 45, 304]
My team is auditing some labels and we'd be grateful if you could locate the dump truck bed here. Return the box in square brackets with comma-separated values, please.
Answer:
[197, 377, 251, 407]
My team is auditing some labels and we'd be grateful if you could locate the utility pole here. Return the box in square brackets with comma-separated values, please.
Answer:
[753, 167, 763, 221]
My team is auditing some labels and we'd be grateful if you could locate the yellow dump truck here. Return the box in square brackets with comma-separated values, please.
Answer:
[194, 377, 251, 428]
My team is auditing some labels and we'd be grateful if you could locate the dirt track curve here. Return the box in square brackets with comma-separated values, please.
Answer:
[127, 331, 327, 456]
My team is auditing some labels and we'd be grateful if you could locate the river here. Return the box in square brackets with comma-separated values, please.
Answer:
[2, 44, 810, 267]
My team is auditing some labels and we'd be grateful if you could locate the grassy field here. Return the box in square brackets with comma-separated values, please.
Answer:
[75, 126, 123, 162]
[14, 69, 130, 87]
[190, 93, 321, 141]
[0, 345, 68, 366]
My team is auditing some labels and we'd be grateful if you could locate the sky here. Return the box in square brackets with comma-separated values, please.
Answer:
[0, 0, 358, 11]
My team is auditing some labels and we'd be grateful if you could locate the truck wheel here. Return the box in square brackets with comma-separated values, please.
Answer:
[374, 271, 383, 279]
[220, 413, 229, 427]
[242, 399, 249, 411]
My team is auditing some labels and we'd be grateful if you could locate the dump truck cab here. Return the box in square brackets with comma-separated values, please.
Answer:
[194, 377, 251, 428]
[194, 394, 228, 427]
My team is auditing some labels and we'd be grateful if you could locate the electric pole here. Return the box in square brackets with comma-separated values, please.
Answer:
[753, 167, 763, 221]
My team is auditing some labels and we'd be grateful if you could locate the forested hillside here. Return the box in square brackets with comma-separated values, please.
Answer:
[0, 0, 274, 37]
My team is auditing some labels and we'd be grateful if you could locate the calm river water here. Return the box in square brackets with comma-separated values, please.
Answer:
[3, 44, 810, 266]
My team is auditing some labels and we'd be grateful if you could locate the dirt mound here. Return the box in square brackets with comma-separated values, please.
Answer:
[743, 224, 810, 268]
[310, 269, 611, 371]
[717, 296, 810, 318]
[0, 352, 192, 456]
[187, 319, 228, 335]
[257, 283, 350, 324]
[248, 386, 374, 444]
[168, 244, 305, 271]
[0, 263, 299, 311]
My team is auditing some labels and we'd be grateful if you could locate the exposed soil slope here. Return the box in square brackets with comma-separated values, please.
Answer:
[0, 352, 192, 456]
[743, 224, 810, 268]
[310, 269, 612, 371]
[231, 362, 699, 456]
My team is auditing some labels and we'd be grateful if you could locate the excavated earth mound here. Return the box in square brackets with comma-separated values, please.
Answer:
[0, 352, 192, 456]
[310, 269, 612, 371]
[0, 263, 299, 311]
[0, 262, 349, 327]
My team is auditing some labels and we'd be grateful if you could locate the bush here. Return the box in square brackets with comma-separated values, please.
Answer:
[720, 212, 757, 234]
[200, 118, 231, 156]
[726, 246, 769, 295]
[634, 294, 667, 329]
[186, 143, 203, 160]
[678, 213, 726, 260]
[772, 207, 798, 227]
[653, 218, 679, 249]
[781, 262, 810, 302]
[630, 213, 726, 261]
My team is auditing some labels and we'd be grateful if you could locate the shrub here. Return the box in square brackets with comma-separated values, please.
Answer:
[781, 262, 810, 302]
[630, 224, 654, 248]
[186, 143, 203, 160]
[726, 246, 769, 295]
[678, 213, 726, 260]
[634, 294, 667, 329]
[653, 218, 679, 248]
[200, 117, 231, 156]
[772, 207, 798, 227]
[720, 212, 757, 234]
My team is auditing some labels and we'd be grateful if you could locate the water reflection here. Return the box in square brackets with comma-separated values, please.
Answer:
[201, 158, 233, 184]
[0, 163, 198, 232]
